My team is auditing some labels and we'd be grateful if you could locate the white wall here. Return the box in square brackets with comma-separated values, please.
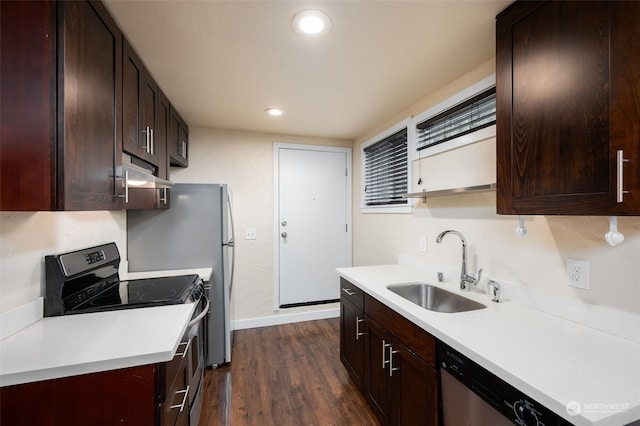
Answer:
[170, 128, 352, 325]
[0, 211, 126, 313]
[353, 61, 640, 316]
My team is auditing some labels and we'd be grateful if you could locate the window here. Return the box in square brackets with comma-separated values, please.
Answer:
[362, 121, 410, 212]
[417, 87, 496, 151]
[412, 74, 496, 158]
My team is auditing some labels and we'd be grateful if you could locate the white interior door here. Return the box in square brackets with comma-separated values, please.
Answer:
[276, 144, 351, 307]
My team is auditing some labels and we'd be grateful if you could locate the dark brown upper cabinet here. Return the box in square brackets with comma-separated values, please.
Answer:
[169, 107, 189, 168]
[1, 0, 124, 211]
[126, 89, 171, 210]
[496, 1, 640, 215]
[122, 38, 163, 171]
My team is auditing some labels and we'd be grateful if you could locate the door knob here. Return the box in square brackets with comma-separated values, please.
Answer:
[281, 232, 287, 238]
[281, 221, 287, 226]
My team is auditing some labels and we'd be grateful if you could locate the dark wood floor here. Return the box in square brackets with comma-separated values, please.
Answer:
[198, 318, 379, 426]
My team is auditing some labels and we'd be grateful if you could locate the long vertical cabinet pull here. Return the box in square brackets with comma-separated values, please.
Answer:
[142, 126, 150, 153]
[355, 317, 365, 340]
[150, 128, 154, 155]
[617, 149, 630, 202]
[124, 170, 129, 204]
[382, 341, 392, 369]
[389, 348, 400, 377]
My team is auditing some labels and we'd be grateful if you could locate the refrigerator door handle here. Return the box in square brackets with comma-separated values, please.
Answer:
[226, 188, 236, 295]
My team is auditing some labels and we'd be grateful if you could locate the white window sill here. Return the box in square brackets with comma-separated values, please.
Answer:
[360, 204, 412, 214]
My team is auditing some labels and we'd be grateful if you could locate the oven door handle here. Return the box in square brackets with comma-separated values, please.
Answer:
[188, 296, 210, 329]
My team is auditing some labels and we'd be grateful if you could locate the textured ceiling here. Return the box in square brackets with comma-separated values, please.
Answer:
[103, 0, 511, 141]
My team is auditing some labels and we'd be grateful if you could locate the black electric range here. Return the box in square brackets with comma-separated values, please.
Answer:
[44, 242, 204, 317]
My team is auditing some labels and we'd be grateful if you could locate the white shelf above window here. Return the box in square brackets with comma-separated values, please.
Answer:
[403, 183, 496, 202]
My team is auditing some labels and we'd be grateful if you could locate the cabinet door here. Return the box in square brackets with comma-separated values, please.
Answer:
[169, 107, 189, 167]
[58, 0, 123, 210]
[0, 365, 157, 425]
[0, 0, 56, 211]
[610, 1, 640, 214]
[393, 346, 439, 426]
[157, 90, 170, 180]
[123, 39, 160, 169]
[496, 1, 615, 215]
[364, 319, 393, 425]
[142, 71, 160, 167]
[340, 297, 365, 390]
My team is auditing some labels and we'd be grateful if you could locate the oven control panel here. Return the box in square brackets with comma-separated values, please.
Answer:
[58, 243, 120, 277]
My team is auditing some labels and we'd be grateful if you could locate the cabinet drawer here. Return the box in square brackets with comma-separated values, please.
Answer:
[340, 278, 364, 310]
[163, 363, 188, 426]
[365, 294, 436, 368]
[161, 338, 189, 403]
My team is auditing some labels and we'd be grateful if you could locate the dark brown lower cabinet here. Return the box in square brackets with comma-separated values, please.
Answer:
[0, 365, 158, 425]
[339, 277, 439, 426]
[0, 341, 190, 426]
[340, 278, 366, 391]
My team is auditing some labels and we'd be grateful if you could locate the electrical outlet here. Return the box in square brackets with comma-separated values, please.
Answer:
[245, 228, 256, 240]
[419, 237, 427, 253]
[566, 259, 590, 289]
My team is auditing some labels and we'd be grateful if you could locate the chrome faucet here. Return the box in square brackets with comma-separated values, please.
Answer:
[436, 230, 482, 291]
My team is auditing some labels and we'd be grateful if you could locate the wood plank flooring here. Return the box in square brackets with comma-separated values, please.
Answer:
[198, 318, 379, 426]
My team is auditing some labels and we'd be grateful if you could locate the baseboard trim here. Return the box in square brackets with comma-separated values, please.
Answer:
[232, 308, 340, 330]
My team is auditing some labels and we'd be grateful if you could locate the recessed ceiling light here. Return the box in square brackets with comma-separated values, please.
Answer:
[292, 10, 332, 37]
[265, 108, 284, 116]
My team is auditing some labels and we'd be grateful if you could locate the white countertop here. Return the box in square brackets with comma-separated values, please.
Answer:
[0, 267, 211, 387]
[337, 264, 640, 426]
[0, 302, 197, 387]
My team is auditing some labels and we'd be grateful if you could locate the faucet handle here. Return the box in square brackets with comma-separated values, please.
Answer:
[476, 268, 483, 284]
[488, 279, 501, 303]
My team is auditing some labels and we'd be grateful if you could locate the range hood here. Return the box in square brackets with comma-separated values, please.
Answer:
[121, 154, 173, 189]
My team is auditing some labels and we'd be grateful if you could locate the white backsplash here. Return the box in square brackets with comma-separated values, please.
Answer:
[398, 254, 640, 344]
[0, 211, 126, 313]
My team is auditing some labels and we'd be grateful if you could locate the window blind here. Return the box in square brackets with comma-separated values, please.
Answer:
[417, 87, 496, 151]
[363, 128, 408, 206]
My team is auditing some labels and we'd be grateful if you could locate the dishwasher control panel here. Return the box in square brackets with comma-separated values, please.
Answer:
[438, 342, 574, 426]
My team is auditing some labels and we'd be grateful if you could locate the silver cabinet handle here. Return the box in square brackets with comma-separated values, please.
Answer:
[160, 188, 168, 204]
[355, 316, 365, 341]
[389, 348, 400, 377]
[142, 126, 151, 153]
[182, 141, 187, 158]
[124, 169, 129, 204]
[617, 149, 630, 203]
[150, 128, 155, 155]
[175, 339, 191, 358]
[341, 287, 356, 296]
[382, 340, 392, 369]
[281, 232, 287, 238]
[170, 386, 190, 412]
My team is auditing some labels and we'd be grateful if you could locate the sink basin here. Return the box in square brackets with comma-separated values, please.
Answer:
[387, 283, 486, 313]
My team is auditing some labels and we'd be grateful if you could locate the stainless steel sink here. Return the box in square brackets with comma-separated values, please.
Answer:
[387, 283, 486, 313]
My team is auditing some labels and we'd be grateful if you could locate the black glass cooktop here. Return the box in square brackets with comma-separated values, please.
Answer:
[66, 274, 201, 314]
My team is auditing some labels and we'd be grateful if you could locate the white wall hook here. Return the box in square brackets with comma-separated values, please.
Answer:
[605, 216, 624, 246]
[515, 215, 527, 237]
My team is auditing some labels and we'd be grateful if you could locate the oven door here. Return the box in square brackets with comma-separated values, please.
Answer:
[186, 296, 208, 426]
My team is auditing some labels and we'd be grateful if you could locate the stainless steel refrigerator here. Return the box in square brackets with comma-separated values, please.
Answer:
[126, 183, 234, 367]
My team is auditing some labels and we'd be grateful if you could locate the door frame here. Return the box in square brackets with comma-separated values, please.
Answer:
[273, 142, 353, 310]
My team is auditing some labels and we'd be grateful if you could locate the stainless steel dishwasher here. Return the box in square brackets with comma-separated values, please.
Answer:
[438, 342, 573, 426]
